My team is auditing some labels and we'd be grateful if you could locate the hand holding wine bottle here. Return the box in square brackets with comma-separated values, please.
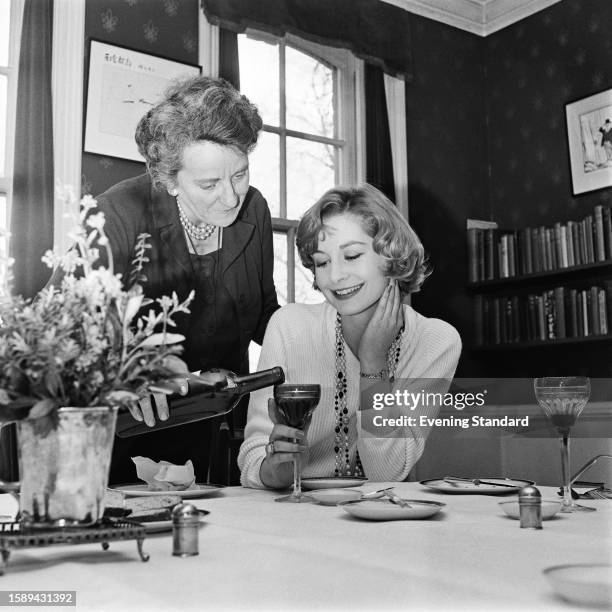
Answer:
[128, 370, 228, 427]
[116, 367, 285, 438]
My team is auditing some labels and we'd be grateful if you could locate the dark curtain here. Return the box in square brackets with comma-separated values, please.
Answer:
[202, 0, 413, 80]
[365, 63, 396, 203]
[1, 0, 54, 483]
[219, 27, 240, 90]
[10, 0, 55, 299]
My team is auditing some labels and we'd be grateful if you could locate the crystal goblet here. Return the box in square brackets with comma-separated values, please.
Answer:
[533, 377, 593, 513]
[273, 384, 321, 503]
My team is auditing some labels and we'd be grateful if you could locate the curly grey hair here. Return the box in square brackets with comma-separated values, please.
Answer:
[135, 75, 262, 189]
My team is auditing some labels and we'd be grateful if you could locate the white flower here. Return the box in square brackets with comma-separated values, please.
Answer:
[86, 212, 106, 231]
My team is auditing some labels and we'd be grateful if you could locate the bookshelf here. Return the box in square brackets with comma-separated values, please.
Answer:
[467, 206, 612, 353]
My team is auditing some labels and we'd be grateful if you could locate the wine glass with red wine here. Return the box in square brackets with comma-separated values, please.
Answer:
[534, 377, 592, 513]
[273, 384, 321, 503]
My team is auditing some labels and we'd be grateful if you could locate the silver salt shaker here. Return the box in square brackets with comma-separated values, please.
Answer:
[172, 503, 200, 556]
[518, 485, 542, 529]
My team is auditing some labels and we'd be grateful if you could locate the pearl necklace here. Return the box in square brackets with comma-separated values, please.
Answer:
[176, 197, 216, 241]
[334, 314, 403, 477]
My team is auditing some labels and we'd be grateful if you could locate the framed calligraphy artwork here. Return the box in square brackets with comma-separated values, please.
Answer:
[84, 39, 201, 162]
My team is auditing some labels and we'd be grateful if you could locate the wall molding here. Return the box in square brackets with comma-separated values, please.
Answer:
[380, 0, 562, 36]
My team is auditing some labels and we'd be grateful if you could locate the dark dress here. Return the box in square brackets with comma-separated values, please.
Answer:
[109, 248, 244, 483]
[66, 174, 279, 485]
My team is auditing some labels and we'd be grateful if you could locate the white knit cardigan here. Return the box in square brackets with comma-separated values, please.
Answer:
[238, 302, 462, 488]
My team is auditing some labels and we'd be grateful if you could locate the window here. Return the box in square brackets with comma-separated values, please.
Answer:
[238, 31, 363, 306]
[0, 0, 23, 259]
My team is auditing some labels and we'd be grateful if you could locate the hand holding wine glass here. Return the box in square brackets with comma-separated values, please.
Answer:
[266, 384, 321, 503]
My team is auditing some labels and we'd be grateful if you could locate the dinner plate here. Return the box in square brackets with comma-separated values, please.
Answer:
[340, 498, 445, 521]
[420, 478, 534, 495]
[308, 488, 364, 505]
[110, 484, 222, 498]
[543, 564, 612, 608]
[499, 500, 562, 520]
[301, 477, 367, 490]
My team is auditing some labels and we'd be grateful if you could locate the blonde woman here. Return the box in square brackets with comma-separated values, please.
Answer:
[239, 184, 461, 489]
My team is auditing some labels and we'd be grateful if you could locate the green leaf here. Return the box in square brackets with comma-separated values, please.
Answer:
[29, 398, 57, 420]
[161, 355, 190, 374]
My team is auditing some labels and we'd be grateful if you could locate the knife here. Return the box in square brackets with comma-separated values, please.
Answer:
[443, 476, 518, 488]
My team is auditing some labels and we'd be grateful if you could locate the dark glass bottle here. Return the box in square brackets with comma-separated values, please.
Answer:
[115, 366, 284, 438]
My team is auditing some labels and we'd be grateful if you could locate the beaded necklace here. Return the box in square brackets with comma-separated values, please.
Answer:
[177, 196, 216, 241]
[333, 313, 403, 477]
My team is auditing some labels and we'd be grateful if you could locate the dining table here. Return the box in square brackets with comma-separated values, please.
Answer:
[0, 482, 609, 611]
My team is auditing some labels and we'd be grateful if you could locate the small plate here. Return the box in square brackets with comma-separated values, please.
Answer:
[138, 511, 209, 534]
[301, 477, 367, 490]
[544, 564, 612, 608]
[499, 500, 562, 520]
[308, 488, 364, 506]
[420, 478, 534, 495]
[110, 484, 222, 499]
[339, 498, 445, 521]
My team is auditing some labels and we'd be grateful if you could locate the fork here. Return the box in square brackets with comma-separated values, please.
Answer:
[382, 490, 412, 508]
[587, 489, 610, 500]
[360, 487, 412, 507]
[360, 487, 395, 499]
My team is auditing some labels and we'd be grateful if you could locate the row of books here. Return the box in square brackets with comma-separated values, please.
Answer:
[467, 205, 612, 283]
[472, 283, 612, 346]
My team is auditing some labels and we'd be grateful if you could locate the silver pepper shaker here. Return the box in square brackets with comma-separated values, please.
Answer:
[172, 503, 200, 556]
[518, 485, 542, 529]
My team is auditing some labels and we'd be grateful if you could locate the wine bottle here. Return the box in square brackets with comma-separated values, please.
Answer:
[115, 366, 285, 438]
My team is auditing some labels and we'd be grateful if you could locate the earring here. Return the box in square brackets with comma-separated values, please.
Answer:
[169, 189, 178, 197]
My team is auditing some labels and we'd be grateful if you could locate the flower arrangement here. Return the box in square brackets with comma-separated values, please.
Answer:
[0, 190, 193, 423]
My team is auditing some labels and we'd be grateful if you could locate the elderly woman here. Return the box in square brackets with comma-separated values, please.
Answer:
[77, 76, 279, 483]
[238, 184, 461, 489]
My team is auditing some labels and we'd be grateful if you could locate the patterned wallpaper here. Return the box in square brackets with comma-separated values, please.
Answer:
[485, 0, 612, 228]
[406, 1, 612, 377]
[82, 0, 199, 197]
[404, 14, 487, 364]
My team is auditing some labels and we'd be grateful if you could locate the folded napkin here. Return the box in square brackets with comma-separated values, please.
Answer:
[132, 457, 196, 491]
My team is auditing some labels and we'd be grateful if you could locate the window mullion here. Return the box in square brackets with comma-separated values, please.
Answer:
[287, 227, 296, 303]
[279, 40, 287, 220]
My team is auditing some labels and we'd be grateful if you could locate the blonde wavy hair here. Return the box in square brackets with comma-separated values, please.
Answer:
[296, 184, 431, 295]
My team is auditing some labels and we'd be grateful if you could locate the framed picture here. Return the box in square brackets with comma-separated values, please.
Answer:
[565, 88, 612, 195]
[84, 39, 201, 162]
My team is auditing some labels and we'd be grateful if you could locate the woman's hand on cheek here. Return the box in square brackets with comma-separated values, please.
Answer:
[357, 280, 403, 370]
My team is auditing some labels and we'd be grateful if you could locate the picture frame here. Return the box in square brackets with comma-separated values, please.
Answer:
[565, 88, 612, 195]
[84, 39, 201, 162]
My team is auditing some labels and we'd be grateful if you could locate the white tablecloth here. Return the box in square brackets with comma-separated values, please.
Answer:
[0, 483, 609, 611]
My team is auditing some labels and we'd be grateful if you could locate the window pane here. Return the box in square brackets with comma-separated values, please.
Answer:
[249, 130, 280, 217]
[272, 232, 288, 306]
[295, 247, 324, 305]
[238, 35, 279, 126]
[286, 136, 335, 219]
[0, 74, 6, 174]
[286, 46, 334, 138]
[0, 0, 9, 66]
